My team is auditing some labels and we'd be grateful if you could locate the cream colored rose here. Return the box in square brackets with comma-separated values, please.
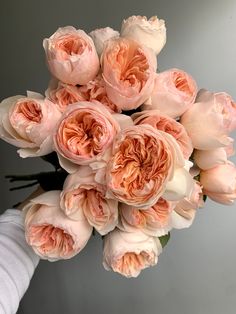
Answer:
[121, 15, 166, 55]
[89, 27, 119, 56]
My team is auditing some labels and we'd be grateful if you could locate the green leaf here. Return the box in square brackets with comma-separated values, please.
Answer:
[159, 232, 170, 248]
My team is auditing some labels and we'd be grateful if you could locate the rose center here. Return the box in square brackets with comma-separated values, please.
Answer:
[57, 36, 87, 55]
[17, 100, 42, 123]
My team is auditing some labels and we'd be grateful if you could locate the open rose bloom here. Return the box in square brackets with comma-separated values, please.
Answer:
[1, 15, 236, 278]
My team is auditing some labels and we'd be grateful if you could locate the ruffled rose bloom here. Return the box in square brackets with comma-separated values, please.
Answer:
[142, 69, 197, 118]
[45, 79, 85, 112]
[43, 26, 99, 85]
[194, 144, 234, 170]
[60, 167, 118, 235]
[121, 15, 166, 55]
[200, 162, 236, 205]
[171, 181, 203, 229]
[78, 75, 121, 113]
[118, 198, 176, 237]
[133, 110, 193, 159]
[89, 27, 119, 56]
[54, 101, 120, 166]
[103, 228, 162, 278]
[106, 125, 189, 209]
[101, 37, 157, 111]
[24, 191, 92, 261]
[0, 91, 61, 158]
[181, 90, 234, 150]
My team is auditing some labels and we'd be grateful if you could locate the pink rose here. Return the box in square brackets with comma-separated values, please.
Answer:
[106, 125, 189, 208]
[89, 27, 119, 56]
[194, 144, 234, 170]
[0, 91, 61, 157]
[24, 191, 92, 261]
[101, 37, 157, 111]
[133, 110, 193, 159]
[206, 92, 236, 133]
[200, 162, 236, 205]
[171, 181, 203, 229]
[142, 69, 197, 118]
[78, 75, 121, 113]
[121, 15, 166, 55]
[45, 79, 86, 112]
[103, 228, 162, 277]
[43, 26, 99, 85]
[118, 198, 176, 237]
[181, 90, 234, 150]
[60, 167, 118, 235]
[54, 101, 120, 166]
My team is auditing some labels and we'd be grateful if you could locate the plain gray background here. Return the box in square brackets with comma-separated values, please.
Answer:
[0, 0, 236, 313]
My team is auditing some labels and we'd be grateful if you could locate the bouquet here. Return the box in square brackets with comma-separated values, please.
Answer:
[0, 15, 235, 278]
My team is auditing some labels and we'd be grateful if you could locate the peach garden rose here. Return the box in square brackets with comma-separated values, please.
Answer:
[142, 69, 197, 118]
[0, 91, 61, 158]
[54, 101, 120, 167]
[181, 90, 234, 150]
[118, 198, 176, 237]
[103, 228, 162, 278]
[24, 191, 92, 261]
[106, 124, 189, 208]
[133, 110, 193, 159]
[60, 167, 118, 235]
[43, 26, 100, 85]
[101, 37, 157, 111]
[200, 162, 236, 205]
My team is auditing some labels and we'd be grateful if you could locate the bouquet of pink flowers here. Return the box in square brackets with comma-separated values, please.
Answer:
[0, 15, 235, 278]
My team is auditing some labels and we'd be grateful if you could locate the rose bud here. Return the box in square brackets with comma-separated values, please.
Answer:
[171, 181, 203, 229]
[89, 27, 119, 56]
[60, 167, 118, 235]
[43, 26, 99, 85]
[181, 90, 234, 150]
[101, 37, 157, 111]
[121, 15, 166, 55]
[103, 229, 162, 278]
[142, 69, 197, 118]
[0, 91, 61, 157]
[24, 191, 92, 261]
[200, 162, 236, 205]
[193, 144, 234, 170]
[133, 110, 193, 159]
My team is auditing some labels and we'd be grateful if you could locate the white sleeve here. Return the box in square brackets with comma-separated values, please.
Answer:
[0, 209, 40, 314]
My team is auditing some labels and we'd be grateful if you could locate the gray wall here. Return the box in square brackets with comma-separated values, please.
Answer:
[0, 0, 236, 313]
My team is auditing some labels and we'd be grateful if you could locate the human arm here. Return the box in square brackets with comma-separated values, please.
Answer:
[0, 191, 41, 314]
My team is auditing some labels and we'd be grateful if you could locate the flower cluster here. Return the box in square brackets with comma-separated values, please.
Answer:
[0, 15, 235, 278]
